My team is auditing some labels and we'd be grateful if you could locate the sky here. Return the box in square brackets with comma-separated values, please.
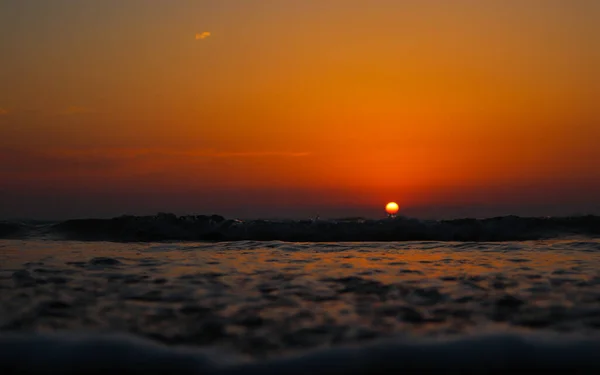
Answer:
[1, 0, 599, 220]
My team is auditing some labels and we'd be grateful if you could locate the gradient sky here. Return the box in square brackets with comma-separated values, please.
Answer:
[1, 0, 599, 220]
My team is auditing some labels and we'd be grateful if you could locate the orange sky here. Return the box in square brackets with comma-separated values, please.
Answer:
[1, 1, 599, 219]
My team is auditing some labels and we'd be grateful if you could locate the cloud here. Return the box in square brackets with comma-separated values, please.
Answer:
[210, 151, 311, 158]
[0, 148, 124, 174]
[57, 106, 97, 116]
[195, 32, 211, 40]
[52, 148, 310, 159]
[0, 147, 311, 175]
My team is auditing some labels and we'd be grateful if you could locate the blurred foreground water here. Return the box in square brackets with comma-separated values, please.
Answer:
[1, 239, 600, 373]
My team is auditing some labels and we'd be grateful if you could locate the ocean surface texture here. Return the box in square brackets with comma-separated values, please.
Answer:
[2, 239, 600, 373]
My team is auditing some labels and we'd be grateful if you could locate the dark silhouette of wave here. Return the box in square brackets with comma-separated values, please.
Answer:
[0, 221, 26, 238]
[2, 213, 599, 242]
[2, 331, 600, 374]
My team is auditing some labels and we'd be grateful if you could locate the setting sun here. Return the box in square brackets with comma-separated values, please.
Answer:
[0, 1, 598, 220]
[386, 202, 400, 216]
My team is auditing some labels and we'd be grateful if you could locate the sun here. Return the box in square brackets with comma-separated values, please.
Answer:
[385, 202, 399, 216]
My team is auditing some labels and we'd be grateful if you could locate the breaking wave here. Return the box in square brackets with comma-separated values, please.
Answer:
[2, 331, 600, 374]
[1, 214, 599, 242]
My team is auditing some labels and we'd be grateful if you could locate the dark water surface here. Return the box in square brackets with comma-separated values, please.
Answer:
[2, 239, 600, 373]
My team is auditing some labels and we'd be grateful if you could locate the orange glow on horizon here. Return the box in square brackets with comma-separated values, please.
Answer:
[0, 1, 599, 219]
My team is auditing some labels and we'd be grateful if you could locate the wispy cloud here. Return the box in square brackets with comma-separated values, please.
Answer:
[195, 32, 211, 40]
[57, 106, 97, 116]
[0, 147, 312, 177]
[44, 148, 311, 159]
[210, 151, 311, 158]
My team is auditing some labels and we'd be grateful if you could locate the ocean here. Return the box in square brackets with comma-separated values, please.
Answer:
[2, 238, 600, 373]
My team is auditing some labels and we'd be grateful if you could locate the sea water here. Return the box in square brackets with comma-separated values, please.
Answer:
[1, 239, 600, 373]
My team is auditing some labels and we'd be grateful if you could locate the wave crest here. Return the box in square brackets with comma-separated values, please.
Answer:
[2, 332, 600, 374]
[2, 214, 599, 242]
